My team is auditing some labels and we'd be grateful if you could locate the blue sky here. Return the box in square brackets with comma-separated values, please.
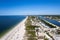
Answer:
[0, 0, 60, 15]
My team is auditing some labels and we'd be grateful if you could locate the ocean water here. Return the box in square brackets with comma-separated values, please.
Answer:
[0, 15, 26, 35]
[40, 16, 60, 26]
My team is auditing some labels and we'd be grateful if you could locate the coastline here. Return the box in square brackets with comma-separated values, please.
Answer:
[0, 16, 28, 40]
[0, 16, 26, 38]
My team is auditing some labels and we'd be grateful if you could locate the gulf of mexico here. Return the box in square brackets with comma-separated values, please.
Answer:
[0, 15, 26, 37]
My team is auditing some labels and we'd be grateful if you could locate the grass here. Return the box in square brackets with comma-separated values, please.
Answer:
[25, 25, 37, 30]
[44, 38, 48, 40]
[28, 37, 37, 40]
[25, 16, 38, 40]
[25, 25, 37, 40]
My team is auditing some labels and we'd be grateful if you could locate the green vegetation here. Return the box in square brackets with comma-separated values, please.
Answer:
[27, 37, 37, 40]
[25, 16, 38, 40]
[25, 26, 37, 40]
[26, 25, 38, 30]
[44, 38, 48, 40]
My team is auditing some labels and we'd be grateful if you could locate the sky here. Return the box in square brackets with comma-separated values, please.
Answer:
[0, 0, 60, 15]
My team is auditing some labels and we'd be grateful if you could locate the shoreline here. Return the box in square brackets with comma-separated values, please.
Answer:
[1, 16, 28, 40]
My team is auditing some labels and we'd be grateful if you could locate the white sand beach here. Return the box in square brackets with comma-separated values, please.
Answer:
[0, 17, 28, 40]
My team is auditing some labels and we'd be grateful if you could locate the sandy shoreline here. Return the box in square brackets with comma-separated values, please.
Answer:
[0, 16, 28, 40]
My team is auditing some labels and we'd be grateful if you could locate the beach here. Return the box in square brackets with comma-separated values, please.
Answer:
[0, 17, 27, 40]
